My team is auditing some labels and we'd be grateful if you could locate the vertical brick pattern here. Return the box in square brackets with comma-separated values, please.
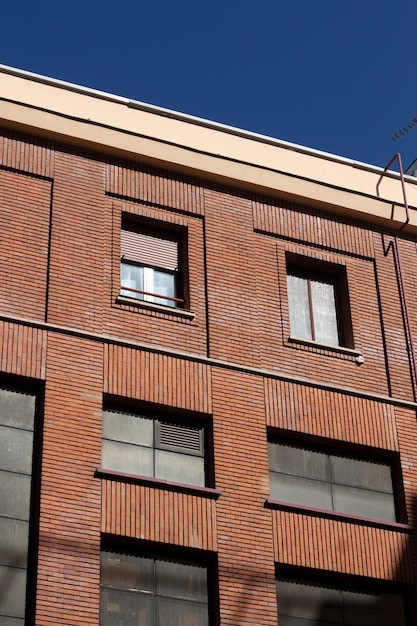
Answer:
[1, 130, 417, 624]
[395, 406, 417, 617]
[101, 480, 217, 550]
[105, 200, 207, 355]
[46, 149, 106, 332]
[272, 509, 413, 582]
[0, 169, 51, 320]
[252, 195, 375, 258]
[204, 187, 263, 365]
[0, 129, 54, 178]
[0, 321, 47, 379]
[264, 378, 398, 450]
[212, 368, 277, 626]
[106, 160, 205, 214]
[104, 344, 212, 413]
[36, 334, 102, 626]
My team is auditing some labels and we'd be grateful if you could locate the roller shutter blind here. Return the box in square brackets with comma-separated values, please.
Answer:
[121, 229, 178, 271]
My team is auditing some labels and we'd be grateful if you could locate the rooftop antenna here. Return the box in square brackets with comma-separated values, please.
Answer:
[392, 115, 417, 142]
[392, 114, 417, 176]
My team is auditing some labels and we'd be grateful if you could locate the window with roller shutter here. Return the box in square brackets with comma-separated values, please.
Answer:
[120, 222, 183, 308]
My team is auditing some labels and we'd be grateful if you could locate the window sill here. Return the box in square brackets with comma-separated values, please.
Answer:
[95, 468, 221, 499]
[264, 498, 412, 532]
[287, 336, 363, 361]
[115, 295, 196, 320]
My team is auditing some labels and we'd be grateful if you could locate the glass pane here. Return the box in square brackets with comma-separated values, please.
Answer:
[100, 587, 153, 626]
[102, 411, 153, 447]
[155, 450, 205, 487]
[277, 618, 340, 626]
[101, 552, 154, 592]
[268, 443, 329, 480]
[0, 565, 27, 619]
[0, 471, 31, 520]
[310, 278, 339, 345]
[332, 484, 396, 521]
[270, 472, 332, 510]
[330, 456, 393, 493]
[102, 440, 153, 477]
[0, 389, 35, 431]
[149, 269, 176, 308]
[287, 274, 311, 340]
[0, 518, 29, 568]
[0, 426, 33, 474]
[157, 597, 208, 626]
[277, 580, 342, 622]
[342, 590, 379, 626]
[378, 593, 406, 626]
[156, 560, 207, 602]
[0, 617, 25, 625]
[121, 262, 144, 299]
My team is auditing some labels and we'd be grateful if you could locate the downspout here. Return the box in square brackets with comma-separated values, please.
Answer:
[379, 154, 417, 401]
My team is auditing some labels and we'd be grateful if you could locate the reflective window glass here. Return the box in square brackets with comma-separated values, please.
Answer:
[102, 411, 153, 447]
[0, 388, 36, 625]
[101, 552, 209, 626]
[0, 426, 33, 475]
[0, 518, 29, 568]
[287, 266, 342, 347]
[0, 389, 35, 431]
[277, 579, 406, 626]
[155, 449, 205, 487]
[156, 560, 207, 602]
[102, 410, 206, 487]
[120, 225, 181, 308]
[330, 456, 393, 493]
[0, 471, 31, 521]
[270, 472, 332, 510]
[268, 442, 397, 522]
[0, 565, 27, 619]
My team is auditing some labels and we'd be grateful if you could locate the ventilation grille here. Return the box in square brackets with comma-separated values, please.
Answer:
[158, 422, 203, 454]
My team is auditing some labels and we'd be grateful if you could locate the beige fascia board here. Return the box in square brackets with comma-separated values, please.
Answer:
[1, 67, 417, 233]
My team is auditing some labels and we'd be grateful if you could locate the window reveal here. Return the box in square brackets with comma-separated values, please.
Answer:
[121, 225, 182, 308]
[287, 266, 341, 346]
[0, 388, 37, 624]
[268, 441, 397, 522]
[276, 578, 407, 626]
[100, 551, 209, 626]
[102, 410, 206, 487]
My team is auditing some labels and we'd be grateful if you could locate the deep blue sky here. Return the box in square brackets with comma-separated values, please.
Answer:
[1, 1, 417, 170]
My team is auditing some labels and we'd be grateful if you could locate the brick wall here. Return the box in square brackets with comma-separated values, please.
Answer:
[1, 127, 416, 624]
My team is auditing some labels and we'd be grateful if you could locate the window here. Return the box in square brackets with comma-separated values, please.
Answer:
[276, 577, 407, 626]
[286, 259, 352, 348]
[101, 550, 209, 626]
[0, 387, 37, 625]
[121, 222, 183, 308]
[268, 441, 396, 522]
[102, 409, 206, 487]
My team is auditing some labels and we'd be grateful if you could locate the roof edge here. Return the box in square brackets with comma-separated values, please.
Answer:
[0, 63, 405, 180]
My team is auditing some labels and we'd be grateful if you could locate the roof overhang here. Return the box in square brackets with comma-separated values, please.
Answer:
[1, 64, 417, 233]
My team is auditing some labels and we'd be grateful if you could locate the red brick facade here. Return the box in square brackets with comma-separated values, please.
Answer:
[1, 120, 417, 624]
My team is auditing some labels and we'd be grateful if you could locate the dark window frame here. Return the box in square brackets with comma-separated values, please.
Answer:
[276, 570, 410, 626]
[120, 217, 189, 309]
[0, 376, 44, 626]
[101, 402, 212, 489]
[286, 253, 354, 349]
[268, 434, 403, 524]
[100, 536, 219, 626]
